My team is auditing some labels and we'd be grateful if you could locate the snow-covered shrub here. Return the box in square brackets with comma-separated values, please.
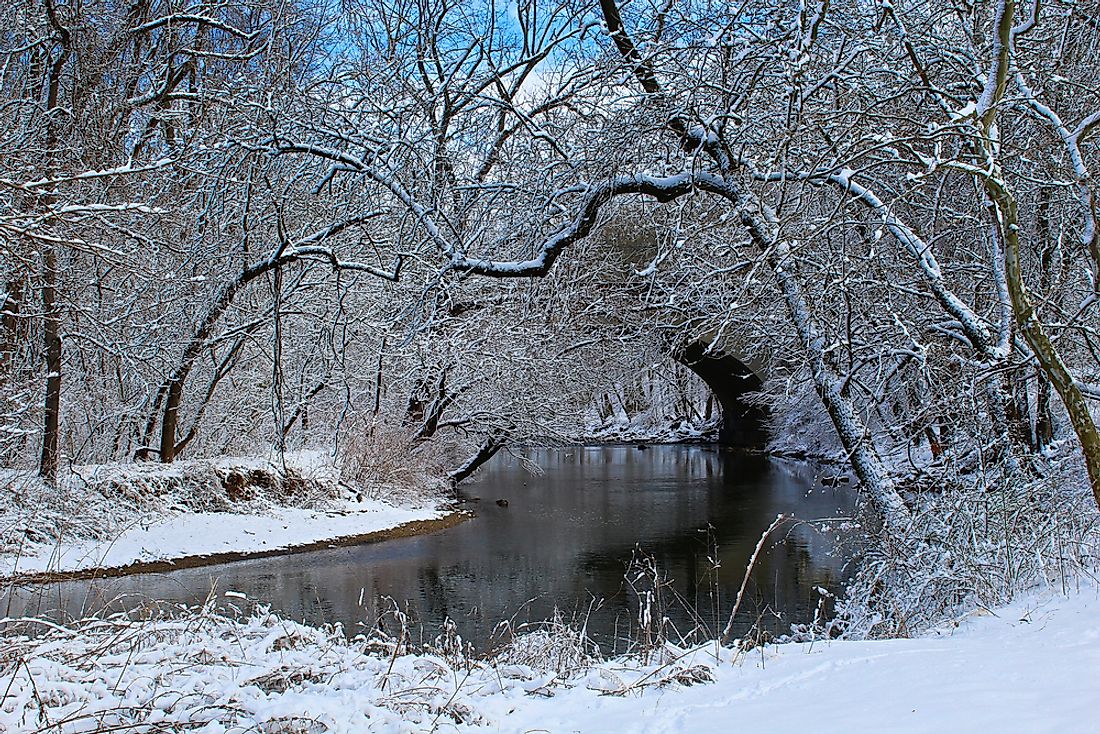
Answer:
[0, 602, 593, 732]
[0, 470, 118, 555]
[340, 419, 448, 504]
[833, 459, 1100, 638]
[491, 610, 603, 679]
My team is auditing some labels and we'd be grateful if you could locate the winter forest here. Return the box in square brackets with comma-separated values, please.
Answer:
[1, 0, 1100, 731]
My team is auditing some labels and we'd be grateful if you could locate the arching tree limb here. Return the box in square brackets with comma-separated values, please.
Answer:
[140, 217, 401, 463]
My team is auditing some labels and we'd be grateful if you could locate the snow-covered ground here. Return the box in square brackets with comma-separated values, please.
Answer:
[0, 453, 455, 580]
[507, 582, 1100, 733]
[2, 579, 1096, 733]
[0, 498, 454, 579]
[583, 414, 719, 445]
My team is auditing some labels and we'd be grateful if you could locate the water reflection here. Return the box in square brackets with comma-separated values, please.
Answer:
[3, 446, 858, 652]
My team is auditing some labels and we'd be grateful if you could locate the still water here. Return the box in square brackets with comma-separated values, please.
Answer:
[4, 446, 859, 652]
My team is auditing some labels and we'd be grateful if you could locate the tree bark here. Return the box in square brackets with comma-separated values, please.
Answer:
[40, 246, 62, 481]
[448, 432, 505, 486]
[988, 179, 1100, 509]
[38, 10, 70, 482]
[977, 0, 1100, 511]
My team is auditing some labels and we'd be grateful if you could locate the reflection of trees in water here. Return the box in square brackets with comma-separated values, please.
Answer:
[3, 447, 858, 649]
[569, 531, 846, 644]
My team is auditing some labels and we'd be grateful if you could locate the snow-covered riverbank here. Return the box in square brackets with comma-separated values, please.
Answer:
[0, 498, 460, 581]
[2, 578, 1096, 733]
[0, 454, 456, 581]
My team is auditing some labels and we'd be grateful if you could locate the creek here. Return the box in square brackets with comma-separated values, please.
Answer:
[4, 446, 859, 652]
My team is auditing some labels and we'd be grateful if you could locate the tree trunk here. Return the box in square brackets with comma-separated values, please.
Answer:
[596, 0, 911, 530]
[1035, 373, 1054, 451]
[989, 179, 1100, 510]
[158, 380, 184, 463]
[448, 433, 505, 486]
[38, 25, 69, 482]
[766, 239, 911, 526]
[1034, 188, 1056, 452]
[146, 255, 285, 462]
[141, 234, 399, 462]
[40, 246, 62, 481]
[977, 0, 1100, 511]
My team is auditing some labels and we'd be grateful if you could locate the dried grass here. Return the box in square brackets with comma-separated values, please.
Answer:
[339, 420, 449, 505]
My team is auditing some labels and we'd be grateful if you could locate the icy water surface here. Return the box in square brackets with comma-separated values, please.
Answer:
[4, 446, 859, 652]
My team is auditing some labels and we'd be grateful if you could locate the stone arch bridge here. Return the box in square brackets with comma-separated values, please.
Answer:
[674, 338, 769, 449]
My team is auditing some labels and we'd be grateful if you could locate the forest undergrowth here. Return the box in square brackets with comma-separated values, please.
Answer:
[835, 457, 1100, 639]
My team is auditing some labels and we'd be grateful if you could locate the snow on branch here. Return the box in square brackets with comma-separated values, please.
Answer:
[451, 173, 704, 277]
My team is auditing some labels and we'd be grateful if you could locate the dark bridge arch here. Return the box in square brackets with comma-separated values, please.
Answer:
[676, 341, 768, 449]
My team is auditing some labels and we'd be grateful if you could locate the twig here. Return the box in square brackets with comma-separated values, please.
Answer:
[721, 514, 790, 644]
